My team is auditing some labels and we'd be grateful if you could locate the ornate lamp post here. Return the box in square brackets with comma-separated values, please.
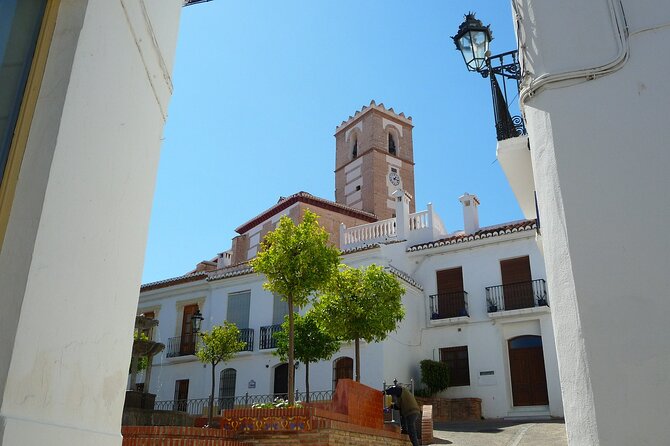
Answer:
[452, 13, 526, 141]
[191, 309, 204, 334]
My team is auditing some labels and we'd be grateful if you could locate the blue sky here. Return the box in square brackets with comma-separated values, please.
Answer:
[142, 1, 522, 284]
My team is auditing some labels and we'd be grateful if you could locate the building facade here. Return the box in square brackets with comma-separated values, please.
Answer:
[137, 105, 564, 420]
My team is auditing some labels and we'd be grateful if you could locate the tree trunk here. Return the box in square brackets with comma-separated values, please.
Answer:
[355, 337, 361, 382]
[305, 362, 310, 403]
[287, 297, 295, 404]
[208, 361, 216, 427]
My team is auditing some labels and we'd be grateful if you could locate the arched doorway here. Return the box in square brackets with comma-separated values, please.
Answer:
[508, 335, 549, 406]
[218, 368, 236, 410]
[332, 356, 353, 390]
[273, 363, 288, 398]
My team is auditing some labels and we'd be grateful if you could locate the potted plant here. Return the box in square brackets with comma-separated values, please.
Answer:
[486, 296, 498, 313]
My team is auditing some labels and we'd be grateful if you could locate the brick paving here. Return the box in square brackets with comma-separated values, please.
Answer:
[430, 420, 568, 446]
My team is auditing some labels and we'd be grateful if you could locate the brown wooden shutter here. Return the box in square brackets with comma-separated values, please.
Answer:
[436, 268, 465, 318]
[180, 304, 198, 355]
[500, 257, 533, 310]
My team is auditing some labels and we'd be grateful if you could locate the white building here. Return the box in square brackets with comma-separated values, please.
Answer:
[498, 0, 670, 444]
[137, 104, 564, 419]
[0, 1, 183, 446]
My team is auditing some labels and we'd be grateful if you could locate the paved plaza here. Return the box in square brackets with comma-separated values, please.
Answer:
[430, 420, 568, 446]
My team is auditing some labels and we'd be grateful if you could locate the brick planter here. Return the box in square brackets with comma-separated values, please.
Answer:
[219, 407, 315, 432]
[415, 397, 482, 422]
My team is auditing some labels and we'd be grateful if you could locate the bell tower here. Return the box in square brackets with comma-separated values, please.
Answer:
[334, 101, 415, 220]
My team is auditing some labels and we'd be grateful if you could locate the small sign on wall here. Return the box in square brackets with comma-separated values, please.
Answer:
[478, 370, 497, 386]
[248, 380, 256, 389]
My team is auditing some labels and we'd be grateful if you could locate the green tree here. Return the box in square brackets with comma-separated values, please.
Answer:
[314, 264, 405, 382]
[420, 359, 450, 395]
[250, 210, 340, 404]
[196, 322, 246, 427]
[274, 311, 340, 402]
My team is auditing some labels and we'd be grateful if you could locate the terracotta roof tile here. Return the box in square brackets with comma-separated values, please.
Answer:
[141, 271, 207, 292]
[407, 219, 537, 252]
[235, 191, 377, 234]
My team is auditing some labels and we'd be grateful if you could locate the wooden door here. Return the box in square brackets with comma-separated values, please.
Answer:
[274, 363, 288, 398]
[508, 336, 549, 406]
[332, 357, 353, 390]
[500, 256, 534, 310]
[180, 304, 198, 355]
[174, 379, 189, 412]
[436, 267, 465, 317]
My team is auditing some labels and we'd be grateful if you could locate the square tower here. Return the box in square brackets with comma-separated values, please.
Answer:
[334, 101, 415, 220]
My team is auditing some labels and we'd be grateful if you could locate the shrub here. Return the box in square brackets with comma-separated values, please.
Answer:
[420, 359, 450, 396]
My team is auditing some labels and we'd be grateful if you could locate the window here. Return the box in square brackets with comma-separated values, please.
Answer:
[500, 256, 534, 310]
[218, 368, 236, 410]
[352, 139, 358, 158]
[434, 267, 466, 318]
[440, 346, 470, 386]
[388, 133, 397, 155]
[227, 291, 250, 329]
[174, 379, 189, 412]
[272, 293, 288, 325]
[0, 0, 47, 186]
[179, 304, 198, 355]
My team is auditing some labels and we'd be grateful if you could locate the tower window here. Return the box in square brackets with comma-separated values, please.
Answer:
[352, 139, 358, 158]
[388, 134, 397, 155]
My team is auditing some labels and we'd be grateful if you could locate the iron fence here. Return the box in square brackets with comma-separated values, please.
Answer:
[485, 278, 548, 312]
[165, 334, 200, 358]
[153, 389, 334, 416]
[429, 291, 469, 319]
[259, 324, 282, 350]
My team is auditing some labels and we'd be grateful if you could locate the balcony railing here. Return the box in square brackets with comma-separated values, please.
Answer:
[259, 324, 282, 350]
[239, 328, 254, 352]
[429, 291, 469, 319]
[165, 334, 200, 358]
[154, 390, 334, 415]
[485, 279, 548, 312]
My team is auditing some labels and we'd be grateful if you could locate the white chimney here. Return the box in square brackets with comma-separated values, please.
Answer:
[459, 193, 480, 234]
[393, 189, 412, 239]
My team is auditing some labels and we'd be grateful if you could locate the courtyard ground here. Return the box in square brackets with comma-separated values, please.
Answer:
[430, 419, 568, 446]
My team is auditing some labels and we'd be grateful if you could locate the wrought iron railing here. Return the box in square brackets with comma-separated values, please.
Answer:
[238, 328, 254, 352]
[165, 334, 200, 358]
[429, 291, 469, 319]
[154, 390, 334, 415]
[259, 324, 282, 350]
[485, 279, 548, 312]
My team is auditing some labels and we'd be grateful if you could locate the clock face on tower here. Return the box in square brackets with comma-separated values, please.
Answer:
[389, 171, 401, 186]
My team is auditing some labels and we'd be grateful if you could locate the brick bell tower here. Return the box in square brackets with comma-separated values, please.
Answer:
[334, 101, 416, 220]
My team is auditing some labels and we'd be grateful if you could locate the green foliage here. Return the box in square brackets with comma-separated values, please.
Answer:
[196, 321, 246, 366]
[250, 210, 341, 402]
[314, 264, 405, 381]
[251, 398, 303, 409]
[274, 311, 340, 365]
[315, 264, 405, 343]
[250, 211, 341, 308]
[130, 331, 149, 373]
[420, 359, 450, 396]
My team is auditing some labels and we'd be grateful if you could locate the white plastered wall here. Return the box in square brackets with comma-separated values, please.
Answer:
[0, 1, 182, 445]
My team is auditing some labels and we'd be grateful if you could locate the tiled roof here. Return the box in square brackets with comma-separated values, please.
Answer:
[341, 243, 381, 255]
[386, 266, 423, 291]
[235, 191, 377, 234]
[335, 100, 413, 133]
[140, 271, 207, 292]
[207, 263, 255, 282]
[407, 219, 537, 252]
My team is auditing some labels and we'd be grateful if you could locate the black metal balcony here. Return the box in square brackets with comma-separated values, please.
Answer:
[238, 328, 254, 352]
[429, 291, 469, 319]
[165, 334, 200, 358]
[259, 324, 282, 350]
[485, 279, 548, 313]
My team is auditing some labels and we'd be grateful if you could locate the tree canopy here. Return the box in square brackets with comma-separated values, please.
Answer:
[250, 210, 340, 403]
[274, 311, 340, 400]
[196, 322, 246, 426]
[314, 264, 405, 381]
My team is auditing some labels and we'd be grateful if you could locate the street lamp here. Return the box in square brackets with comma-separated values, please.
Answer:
[191, 309, 204, 334]
[452, 13, 526, 141]
[452, 13, 493, 74]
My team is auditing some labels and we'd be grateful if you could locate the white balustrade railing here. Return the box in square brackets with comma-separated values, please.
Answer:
[408, 210, 429, 231]
[343, 218, 396, 246]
